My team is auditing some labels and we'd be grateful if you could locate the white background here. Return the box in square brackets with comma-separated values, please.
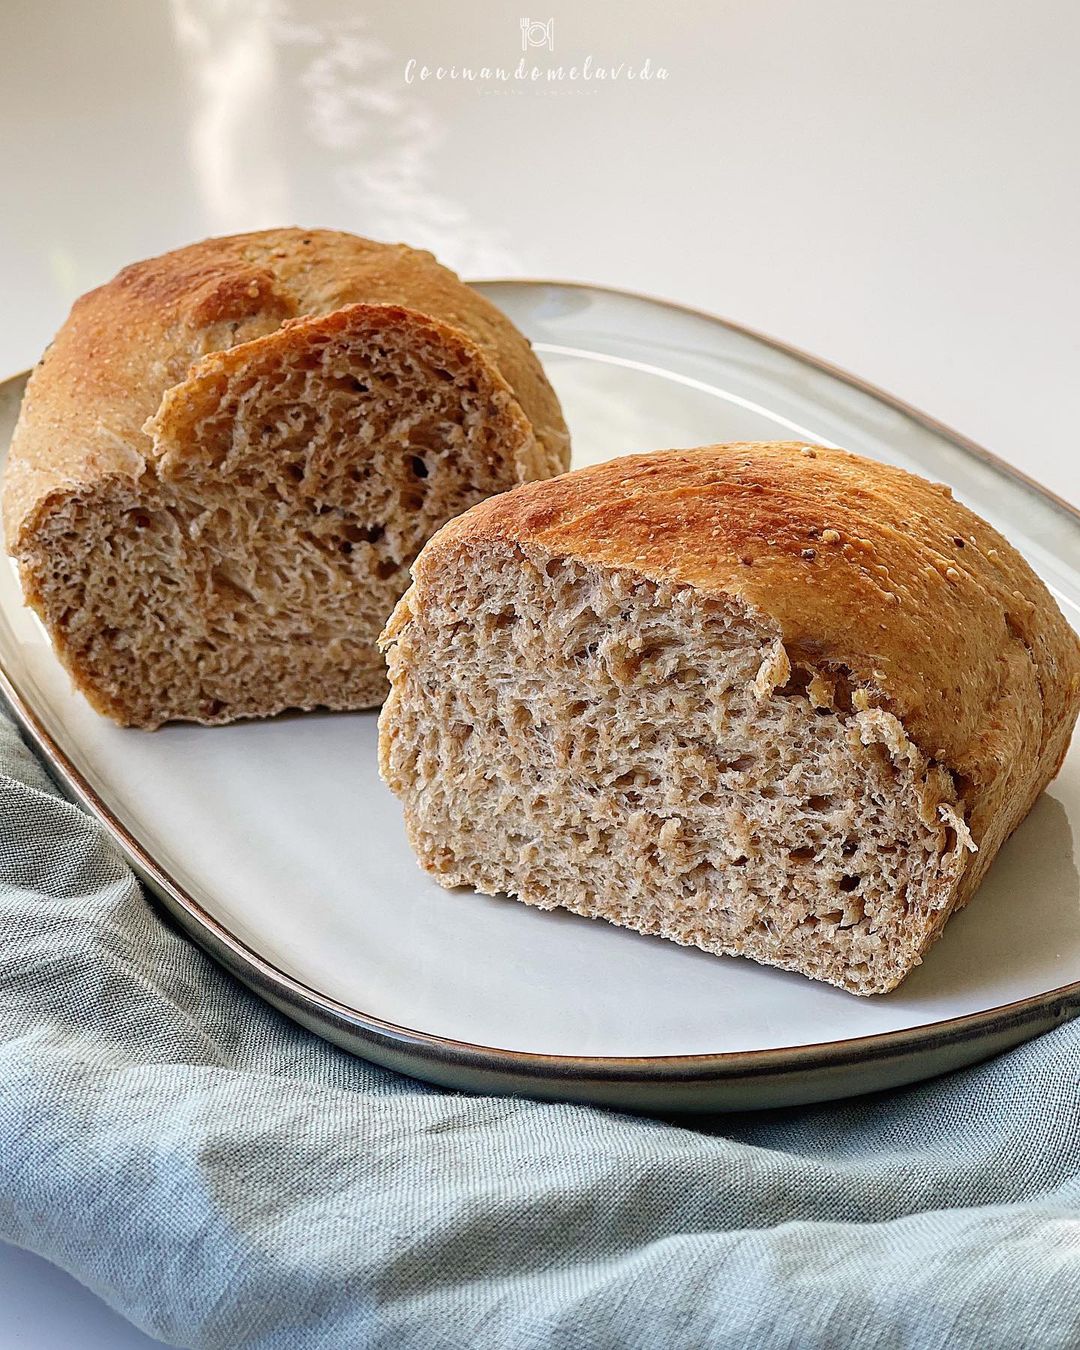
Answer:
[0, 1, 1076, 1345]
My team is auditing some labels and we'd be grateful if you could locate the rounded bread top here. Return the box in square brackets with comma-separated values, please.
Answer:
[4, 227, 570, 546]
[423, 441, 1080, 792]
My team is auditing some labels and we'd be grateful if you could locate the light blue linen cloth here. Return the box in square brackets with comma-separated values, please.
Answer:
[0, 710, 1078, 1349]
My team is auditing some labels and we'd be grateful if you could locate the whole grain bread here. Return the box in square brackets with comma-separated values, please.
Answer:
[379, 442, 1080, 995]
[3, 228, 569, 727]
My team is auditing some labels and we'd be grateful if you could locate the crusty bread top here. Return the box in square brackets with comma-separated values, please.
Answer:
[418, 442, 1080, 799]
[4, 228, 569, 548]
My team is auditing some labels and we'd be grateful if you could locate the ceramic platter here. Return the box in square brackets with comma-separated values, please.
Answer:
[1, 282, 1077, 1113]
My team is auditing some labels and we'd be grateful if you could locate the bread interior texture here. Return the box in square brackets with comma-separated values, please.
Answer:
[23, 314, 535, 728]
[381, 548, 975, 995]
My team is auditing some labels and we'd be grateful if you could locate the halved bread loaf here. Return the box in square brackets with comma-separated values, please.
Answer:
[3, 228, 569, 727]
[379, 443, 1080, 995]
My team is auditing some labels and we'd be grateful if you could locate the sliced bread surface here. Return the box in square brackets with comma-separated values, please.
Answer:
[378, 442, 1080, 995]
[4, 228, 569, 727]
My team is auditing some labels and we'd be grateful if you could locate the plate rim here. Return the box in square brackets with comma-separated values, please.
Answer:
[474, 278, 1080, 525]
[1, 279, 1078, 1090]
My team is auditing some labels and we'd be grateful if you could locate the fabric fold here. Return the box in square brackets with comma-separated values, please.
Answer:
[0, 713, 1077, 1350]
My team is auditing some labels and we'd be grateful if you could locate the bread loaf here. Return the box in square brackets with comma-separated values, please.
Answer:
[379, 442, 1080, 995]
[3, 228, 569, 727]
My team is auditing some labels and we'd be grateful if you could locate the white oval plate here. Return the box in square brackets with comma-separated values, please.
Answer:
[1, 283, 1077, 1112]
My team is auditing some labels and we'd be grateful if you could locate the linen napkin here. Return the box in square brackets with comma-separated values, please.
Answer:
[0, 710, 1078, 1350]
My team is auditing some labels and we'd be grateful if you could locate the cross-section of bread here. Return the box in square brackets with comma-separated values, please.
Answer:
[379, 443, 1080, 995]
[2, 228, 569, 727]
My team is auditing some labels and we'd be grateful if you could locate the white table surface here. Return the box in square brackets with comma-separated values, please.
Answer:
[0, 1, 1076, 1346]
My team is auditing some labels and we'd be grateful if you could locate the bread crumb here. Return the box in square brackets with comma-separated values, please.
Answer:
[945, 567, 961, 581]
[800, 447, 817, 458]
[658, 818, 680, 850]
[807, 672, 834, 708]
[939, 803, 977, 854]
[822, 529, 841, 544]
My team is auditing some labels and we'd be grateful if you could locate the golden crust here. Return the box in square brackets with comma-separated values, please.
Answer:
[416, 442, 1080, 871]
[4, 227, 570, 549]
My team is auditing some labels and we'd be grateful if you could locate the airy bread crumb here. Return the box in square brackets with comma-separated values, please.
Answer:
[379, 442, 1080, 995]
[3, 229, 570, 727]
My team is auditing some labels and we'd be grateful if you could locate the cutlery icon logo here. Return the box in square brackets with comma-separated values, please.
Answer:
[520, 17, 555, 52]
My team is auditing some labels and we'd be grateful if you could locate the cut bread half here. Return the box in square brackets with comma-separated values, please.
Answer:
[4, 229, 569, 727]
[379, 443, 1080, 995]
